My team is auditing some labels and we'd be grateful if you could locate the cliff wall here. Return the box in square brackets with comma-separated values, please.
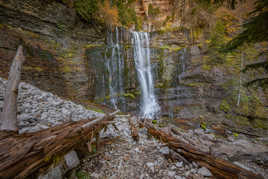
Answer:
[0, 0, 267, 132]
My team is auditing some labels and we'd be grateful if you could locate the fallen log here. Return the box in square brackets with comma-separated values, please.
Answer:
[142, 121, 264, 179]
[0, 111, 118, 179]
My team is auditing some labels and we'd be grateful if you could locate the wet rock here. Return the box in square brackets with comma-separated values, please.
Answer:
[198, 167, 212, 177]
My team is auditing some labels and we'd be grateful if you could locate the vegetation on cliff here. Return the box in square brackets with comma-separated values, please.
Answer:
[74, 0, 138, 28]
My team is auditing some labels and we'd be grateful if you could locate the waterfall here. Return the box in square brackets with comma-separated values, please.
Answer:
[178, 48, 187, 82]
[237, 52, 244, 106]
[105, 27, 124, 109]
[131, 31, 160, 119]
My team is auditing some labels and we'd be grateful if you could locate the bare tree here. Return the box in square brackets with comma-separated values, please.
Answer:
[0, 45, 25, 132]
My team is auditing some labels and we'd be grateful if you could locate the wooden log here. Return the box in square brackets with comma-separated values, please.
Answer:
[142, 121, 264, 179]
[0, 45, 25, 132]
[0, 111, 118, 179]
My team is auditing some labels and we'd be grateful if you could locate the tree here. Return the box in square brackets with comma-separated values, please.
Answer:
[225, 0, 268, 51]
[0, 46, 25, 132]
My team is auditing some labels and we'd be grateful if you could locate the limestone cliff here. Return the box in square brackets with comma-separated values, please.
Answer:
[0, 0, 267, 133]
[0, 0, 105, 110]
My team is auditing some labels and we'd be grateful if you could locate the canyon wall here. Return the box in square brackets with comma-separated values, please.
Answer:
[0, 0, 267, 132]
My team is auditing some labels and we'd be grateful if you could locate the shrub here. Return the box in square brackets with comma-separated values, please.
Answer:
[74, 0, 137, 27]
[97, 0, 119, 26]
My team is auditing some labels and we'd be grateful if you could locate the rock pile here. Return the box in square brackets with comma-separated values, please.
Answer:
[0, 77, 104, 134]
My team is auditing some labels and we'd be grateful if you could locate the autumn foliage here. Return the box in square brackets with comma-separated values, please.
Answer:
[97, 0, 119, 26]
[74, 0, 136, 27]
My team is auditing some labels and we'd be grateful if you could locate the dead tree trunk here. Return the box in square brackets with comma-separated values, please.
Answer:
[0, 45, 25, 132]
[142, 121, 264, 179]
[0, 111, 118, 179]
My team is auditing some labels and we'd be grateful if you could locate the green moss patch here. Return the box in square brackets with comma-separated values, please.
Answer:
[220, 100, 231, 113]
[76, 170, 91, 179]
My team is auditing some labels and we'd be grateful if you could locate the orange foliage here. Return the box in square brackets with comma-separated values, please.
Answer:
[97, 0, 119, 26]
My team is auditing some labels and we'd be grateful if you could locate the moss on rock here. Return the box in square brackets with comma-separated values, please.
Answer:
[220, 100, 231, 113]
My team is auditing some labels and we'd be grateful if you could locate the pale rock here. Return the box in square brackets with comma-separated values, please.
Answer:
[198, 167, 212, 177]
[176, 161, 183, 168]
[233, 162, 253, 172]
[64, 150, 80, 170]
[38, 165, 62, 179]
[194, 128, 204, 135]
[19, 123, 49, 134]
[190, 168, 197, 174]
[227, 136, 235, 142]
[192, 162, 198, 168]
[159, 147, 169, 155]
[171, 165, 176, 170]
[18, 113, 32, 121]
[191, 46, 200, 56]
[204, 134, 215, 141]
[146, 162, 155, 173]
[168, 171, 176, 177]
[41, 112, 49, 121]
[90, 172, 100, 178]
[185, 170, 191, 177]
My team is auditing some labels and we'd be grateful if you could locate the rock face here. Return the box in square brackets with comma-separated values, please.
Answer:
[0, 0, 267, 131]
[0, 0, 103, 107]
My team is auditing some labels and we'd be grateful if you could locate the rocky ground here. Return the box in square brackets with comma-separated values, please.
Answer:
[80, 116, 213, 179]
[0, 77, 267, 179]
[78, 115, 268, 179]
[0, 77, 104, 134]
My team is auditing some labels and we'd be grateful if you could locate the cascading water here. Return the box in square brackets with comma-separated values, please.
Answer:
[105, 27, 125, 109]
[178, 48, 187, 82]
[131, 31, 160, 119]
